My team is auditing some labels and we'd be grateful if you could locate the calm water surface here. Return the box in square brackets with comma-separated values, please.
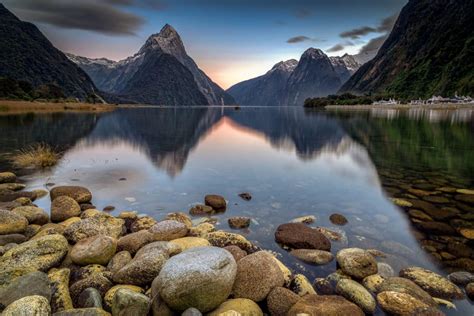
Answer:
[0, 106, 473, 314]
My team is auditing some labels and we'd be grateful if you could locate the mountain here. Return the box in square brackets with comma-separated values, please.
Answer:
[329, 54, 361, 83]
[69, 24, 234, 105]
[340, 0, 474, 98]
[227, 59, 298, 106]
[0, 4, 97, 99]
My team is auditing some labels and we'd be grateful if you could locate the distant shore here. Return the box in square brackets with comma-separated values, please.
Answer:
[325, 103, 474, 110]
[0, 100, 115, 115]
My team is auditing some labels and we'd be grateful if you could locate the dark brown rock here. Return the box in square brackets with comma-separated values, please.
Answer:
[238, 193, 252, 201]
[224, 245, 247, 262]
[228, 217, 251, 229]
[466, 282, 474, 300]
[414, 221, 456, 235]
[329, 213, 348, 225]
[287, 294, 364, 316]
[51, 196, 81, 222]
[266, 287, 299, 316]
[50, 186, 92, 203]
[275, 223, 331, 251]
[204, 194, 226, 211]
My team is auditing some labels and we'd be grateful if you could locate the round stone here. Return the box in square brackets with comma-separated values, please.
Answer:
[336, 248, 378, 279]
[275, 223, 331, 250]
[466, 283, 474, 300]
[288, 294, 364, 316]
[208, 298, 262, 316]
[104, 285, 144, 310]
[335, 279, 376, 314]
[50, 186, 92, 203]
[189, 204, 214, 216]
[170, 237, 210, 251]
[290, 249, 334, 265]
[448, 271, 474, 286]
[223, 245, 247, 262]
[148, 220, 188, 241]
[64, 214, 125, 243]
[70, 235, 117, 266]
[377, 291, 430, 315]
[228, 217, 251, 229]
[51, 196, 81, 222]
[154, 246, 237, 312]
[112, 288, 150, 316]
[204, 194, 227, 211]
[0, 210, 28, 234]
[0, 271, 51, 309]
[117, 230, 154, 255]
[11, 206, 49, 225]
[77, 287, 103, 309]
[2, 295, 51, 315]
[266, 287, 300, 316]
[330, 213, 348, 225]
[130, 216, 157, 233]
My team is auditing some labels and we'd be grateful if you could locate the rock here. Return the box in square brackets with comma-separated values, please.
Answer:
[154, 246, 237, 312]
[77, 288, 103, 309]
[408, 209, 433, 221]
[117, 230, 154, 255]
[31, 223, 65, 239]
[0, 271, 51, 310]
[315, 227, 347, 243]
[71, 235, 117, 266]
[287, 294, 364, 316]
[50, 186, 92, 203]
[290, 215, 316, 224]
[189, 204, 214, 216]
[466, 282, 474, 300]
[275, 223, 331, 251]
[377, 291, 430, 316]
[59, 217, 82, 228]
[336, 248, 378, 279]
[455, 194, 474, 205]
[271, 256, 292, 287]
[51, 196, 82, 222]
[0, 190, 36, 202]
[378, 277, 436, 306]
[208, 298, 262, 316]
[447, 271, 474, 286]
[228, 217, 250, 229]
[0, 183, 25, 191]
[330, 213, 348, 225]
[377, 262, 395, 278]
[313, 278, 334, 295]
[335, 279, 376, 314]
[111, 288, 150, 316]
[48, 268, 73, 313]
[150, 295, 173, 316]
[207, 231, 259, 253]
[70, 274, 113, 303]
[64, 214, 125, 243]
[223, 246, 247, 262]
[0, 233, 26, 246]
[182, 307, 202, 316]
[381, 240, 415, 257]
[188, 223, 215, 238]
[238, 193, 252, 201]
[0, 234, 68, 288]
[148, 220, 188, 241]
[170, 237, 210, 251]
[53, 307, 111, 315]
[104, 285, 144, 310]
[290, 249, 333, 265]
[81, 209, 102, 219]
[0, 210, 28, 234]
[164, 212, 193, 228]
[399, 267, 464, 300]
[130, 216, 157, 233]
[107, 251, 132, 274]
[266, 287, 300, 316]
[362, 274, 385, 293]
[446, 241, 474, 258]
[2, 295, 51, 315]
[289, 274, 316, 296]
[11, 206, 48, 225]
[70, 265, 109, 284]
[204, 194, 226, 211]
[0, 172, 16, 183]
[232, 251, 284, 301]
[113, 242, 171, 286]
[391, 198, 413, 208]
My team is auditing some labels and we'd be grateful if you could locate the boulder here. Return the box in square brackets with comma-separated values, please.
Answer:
[11, 206, 49, 225]
[117, 230, 154, 255]
[48, 268, 74, 313]
[170, 237, 210, 251]
[107, 251, 132, 274]
[0, 210, 28, 234]
[50, 186, 92, 203]
[223, 246, 247, 262]
[154, 246, 237, 312]
[287, 294, 364, 316]
[232, 251, 284, 302]
[64, 214, 124, 243]
[51, 196, 81, 222]
[2, 295, 51, 315]
[207, 231, 260, 253]
[275, 223, 331, 250]
[204, 194, 226, 211]
[208, 298, 262, 316]
[148, 220, 188, 241]
[335, 279, 376, 314]
[399, 267, 464, 300]
[266, 287, 300, 316]
[290, 249, 333, 265]
[0, 271, 51, 310]
[71, 235, 117, 266]
[336, 248, 378, 279]
[0, 233, 26, 246]
[111, 288, 150, 316]
[377, 291, 430, 316]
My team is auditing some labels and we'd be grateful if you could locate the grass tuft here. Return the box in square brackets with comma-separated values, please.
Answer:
[10, 143, 61, 169]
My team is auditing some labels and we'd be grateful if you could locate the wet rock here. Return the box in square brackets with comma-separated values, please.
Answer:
[50, 186, 92, 203]
[107, 251, 132, 274]
[314, 227, 346, 243]
[54, 307, 111, 315]
[381, 240, 415, 257]
[224, 245, 247, 262]
[48, 268, 74, 313]
[170, 237, 210, 251]
[111, 288, 150, 316]
[422, 196, 450, 204]
[32, 223, 65, 239]
[377, 262, 395, 278]
[189, 204, 214, 216]
[104, 285, 144, 310]
[0, 210, 28, 234]
[188, 223, 215, 237]
[290, 215, 316, 224]
[228, 216, 250, 229]
[209, 298, 262, 316]
[408, 209, 433, 221]
[238, 192, 252, 201]
[271, 256, 292, 287]
[414, 221, 456, 235]
[117, 230, 154, 255]
[2, 295, 51, 315]
[391, 198, 413, 208]
[447, 271, 474, 286]
[0, 233, 26, 246]
[130, 216, 157, 233]
[207, 231, 260, 253]
[289, 274, 316, 296]
[182, 307, 202, 316]
[377, 291, 430, 316]
[287, 294, 364, 316]
[81, 204, 97, 212]
[266, 287, 300, 316]
[51, 196, 82, 222]
[11, 206, 48, 225]
[0, 271, 51, 310]
[154, 246, 237, 312]
[0, 234, 68, 288]
[70, 273, 113, 303]
[378, 277, 436, 308]
[409, 200, 457, 220]
[233, 251, 284, 302]
[164, 212, 193, 228]
[329, 213, 348, 225]
[336, 248, 378, 279]
[399, 267, 464, 300]
[0, 183, 25, 191]
[0, 172, 16, 184]
[446, 241, 474, 258]
[466, 282, 474, 300]
[290, 249, 333, 265]
[71, 235, 117, 266]
[204, 194, 226, 211]
[362, 274, 385, 293]
[336, 279, 376, 314]
[64, 214, 125, 243]
[0, 190, 36, 202]
[313, 278, 335, 295]
[148, 220, 188, 241]
[77, 288, 103, 309]
[275, 223, 331, 251]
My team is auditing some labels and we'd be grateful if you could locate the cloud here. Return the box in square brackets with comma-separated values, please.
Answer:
[3, 0, 166, 36]
[340, 26, 376, 39]
[294, 8, 312, 19]
[286, 35, 324, 44]
[358, 34, 389, 56]
[326, 44, 345, 52]
[377, 13, 398, 32]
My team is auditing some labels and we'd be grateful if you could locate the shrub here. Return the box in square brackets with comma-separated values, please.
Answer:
[10, 143, 61, 169]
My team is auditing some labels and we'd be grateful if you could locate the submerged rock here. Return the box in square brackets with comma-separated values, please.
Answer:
[290, 249, 333, 265]
[329, 213, 348, 225]
[336, 248, 378, 279]
[238, 192, 252, 201]
[377, 291, 430, 316]
[275, 223, 331, 251]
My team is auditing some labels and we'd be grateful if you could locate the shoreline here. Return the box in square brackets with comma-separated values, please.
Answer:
[0, 100, 115, 115]
[325, 103, 474, 110]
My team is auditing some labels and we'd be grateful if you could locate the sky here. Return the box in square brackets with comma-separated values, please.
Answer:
[4, 0, 407, 89]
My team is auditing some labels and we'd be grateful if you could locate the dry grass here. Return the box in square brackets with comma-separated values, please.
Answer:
[0, 100, 115, 115]
[10, 143, 61, 169]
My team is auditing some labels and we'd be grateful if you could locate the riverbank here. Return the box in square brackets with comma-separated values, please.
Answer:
[0, 171, 472, 315]
[325, 103, 474, 110]
[0, 100, 115, 115]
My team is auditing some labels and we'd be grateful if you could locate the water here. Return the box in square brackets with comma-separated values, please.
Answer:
[1, 106, 473, 314]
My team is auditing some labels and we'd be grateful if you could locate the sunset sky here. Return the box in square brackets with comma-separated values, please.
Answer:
[4, 0, 407, 89]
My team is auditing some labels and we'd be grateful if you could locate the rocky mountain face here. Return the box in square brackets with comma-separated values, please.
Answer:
[227, 49, 360, 106]
[0, 4, 97, 99]
[340, 0, 474, 98]
[69, 24, 234, 105]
